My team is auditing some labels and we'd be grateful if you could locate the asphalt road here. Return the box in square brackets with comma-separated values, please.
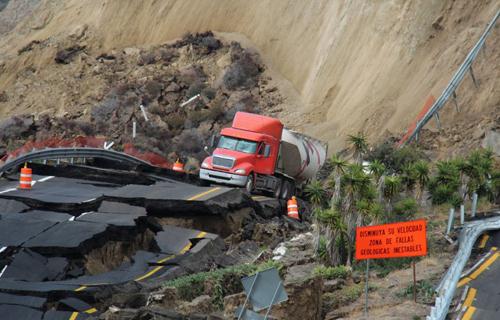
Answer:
[456, 231, 500, 319]
[0, 168, 242, 319]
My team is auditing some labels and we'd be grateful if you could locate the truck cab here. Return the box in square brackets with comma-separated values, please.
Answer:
[200, 112, 284, 194]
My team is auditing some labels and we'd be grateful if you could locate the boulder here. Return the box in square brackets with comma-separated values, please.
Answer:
[177, 295, 213, 315]
[482, 130, 500, 156]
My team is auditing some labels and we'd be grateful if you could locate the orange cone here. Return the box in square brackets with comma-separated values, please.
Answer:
[287, 196, 300, 220]
[19, 163, 32, 190]
[172, 159, 184, 172]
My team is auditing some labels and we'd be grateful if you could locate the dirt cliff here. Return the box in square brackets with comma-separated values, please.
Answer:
[0, 0, 498, 151]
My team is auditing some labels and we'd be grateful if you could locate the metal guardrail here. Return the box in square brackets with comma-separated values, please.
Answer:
[0, 147, 152, 177]
[427, 215, 500, 320]
[407, 10, 499, 143]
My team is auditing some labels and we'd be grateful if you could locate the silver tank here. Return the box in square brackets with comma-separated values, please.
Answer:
[278, 129, 327, 182]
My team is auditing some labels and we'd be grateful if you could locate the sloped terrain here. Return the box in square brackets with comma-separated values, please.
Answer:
[0, 0, 498, 153]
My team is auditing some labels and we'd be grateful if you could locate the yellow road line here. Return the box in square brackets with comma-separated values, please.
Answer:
[458, 277, 472, 288]
[187, 187, 220, 201]
[459, 252, 499, 287]
[463, 288, 477, 307]
[74, 286, 87, 292]
[479, 234, 490, 249]
[84, 308, 97, 314]
[470, 252, 499, 279]
[462, 306, 476, 320]
[135, 231, 207, 281]
[69, 312, 79, 320]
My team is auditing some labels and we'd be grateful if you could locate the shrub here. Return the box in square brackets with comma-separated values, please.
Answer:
[391, 198, 417, 222]
[186, 81, 206, 98]
[323, 283, 373, 309]
[166, 113, 186, 130]
[163, 261, 283, 310]
[137, 52, 156, 66]
[223, 44, 261, 90]
[313, 265, 350, 280]
[367, 142, 427, 174]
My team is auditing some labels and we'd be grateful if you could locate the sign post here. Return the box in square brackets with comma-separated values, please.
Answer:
[355, 219, 428, 315]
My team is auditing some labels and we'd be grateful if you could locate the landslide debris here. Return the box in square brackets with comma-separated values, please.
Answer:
[0, 31, 282, 165]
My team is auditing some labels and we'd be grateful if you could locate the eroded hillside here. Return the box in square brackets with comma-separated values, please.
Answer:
[0, 0, 498, 152]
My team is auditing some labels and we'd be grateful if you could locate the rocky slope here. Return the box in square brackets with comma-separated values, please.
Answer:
[0, 0, 498, 152]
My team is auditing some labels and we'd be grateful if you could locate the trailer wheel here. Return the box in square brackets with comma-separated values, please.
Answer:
[245, 173, 255, 193]
[280, 180, 292, 199]
[273, 178, 282, 198]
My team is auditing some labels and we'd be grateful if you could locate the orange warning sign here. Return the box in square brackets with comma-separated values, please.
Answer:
[355, 219, 427, 260]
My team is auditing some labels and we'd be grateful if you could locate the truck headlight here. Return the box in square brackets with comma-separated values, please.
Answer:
[201, 161, 210, 169]
[235, 169, 246, 175]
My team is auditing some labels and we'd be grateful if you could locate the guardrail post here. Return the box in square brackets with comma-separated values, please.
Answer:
[460, 204, 465, 225]
[469, 66, 478, 88]
[446, 208, 455, 235]
[452, 91, 460, 112]
[471, 193, 478, 217]
[434, 112, 441, 130]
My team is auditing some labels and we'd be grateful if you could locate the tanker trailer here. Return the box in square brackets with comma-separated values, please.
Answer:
[200, 112, 327, 198]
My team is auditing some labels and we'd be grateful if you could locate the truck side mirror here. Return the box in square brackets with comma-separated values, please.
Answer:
[264, 145, 271, 157]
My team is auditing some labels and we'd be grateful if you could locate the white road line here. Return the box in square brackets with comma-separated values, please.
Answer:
[37, 176, 55, 182]
[0, 265, 7, 278]
[0, 188, 16, 194]
[76, 212, 91, 220]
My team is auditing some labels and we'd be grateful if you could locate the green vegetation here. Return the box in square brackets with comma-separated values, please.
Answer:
[397, 279, 435, 304]
[323, 282, 375, 309]
[163, 260, 283, 310]
[313, 265, 350, 279]
[306, 133, 498, 269]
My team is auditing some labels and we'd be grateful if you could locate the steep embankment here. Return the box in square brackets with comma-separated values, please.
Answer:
[0, 0, 498, 151]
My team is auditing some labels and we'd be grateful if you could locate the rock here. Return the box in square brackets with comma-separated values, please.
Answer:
[223, 292, 246, 319]
[432, 15, 444, 30]
[177, 295, 213, 315]
[55, 45, 85, 64]
[271, 275, 323, 320]
[284, 263, 316, 284]
[165, 82, 181, 93]
[123, 47, 141, 56]
[323, 279, 344, 292]
[111, 293, 149, 308]
[482, 130, 500, 156]
[473, 127, 485, 140]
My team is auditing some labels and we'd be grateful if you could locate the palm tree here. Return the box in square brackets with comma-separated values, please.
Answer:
[383, 175, 402, 213]
[413, 160, 430, 201]
[401, 164, 417, 196]
[315, 208, 346, 266]
[305, 180, 327, 255]
[340, 164, 372, 266]
[347, 132, 368, 164]
[368, 160, 386, 183]
[328, 154, 347, 204]
[304, 180, 327, 209]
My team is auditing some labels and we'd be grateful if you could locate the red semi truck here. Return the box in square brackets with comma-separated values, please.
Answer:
[200, 112, 327, 198]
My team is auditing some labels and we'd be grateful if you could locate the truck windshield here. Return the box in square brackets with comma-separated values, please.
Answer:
[218, 136, 257, 154]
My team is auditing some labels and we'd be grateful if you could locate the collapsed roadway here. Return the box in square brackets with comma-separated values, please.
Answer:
[0, 148, 289, 319]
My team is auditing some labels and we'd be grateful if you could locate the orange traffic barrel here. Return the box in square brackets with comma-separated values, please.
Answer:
[287, 196, 299, 220]
[19, 163, 32, 190]
[173, 159, 184, 172]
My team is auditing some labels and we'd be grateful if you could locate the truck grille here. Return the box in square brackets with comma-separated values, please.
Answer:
[212, 156, 234, 169]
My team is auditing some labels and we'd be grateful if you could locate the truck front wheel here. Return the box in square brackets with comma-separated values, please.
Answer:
[245, 173, 255, 193]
